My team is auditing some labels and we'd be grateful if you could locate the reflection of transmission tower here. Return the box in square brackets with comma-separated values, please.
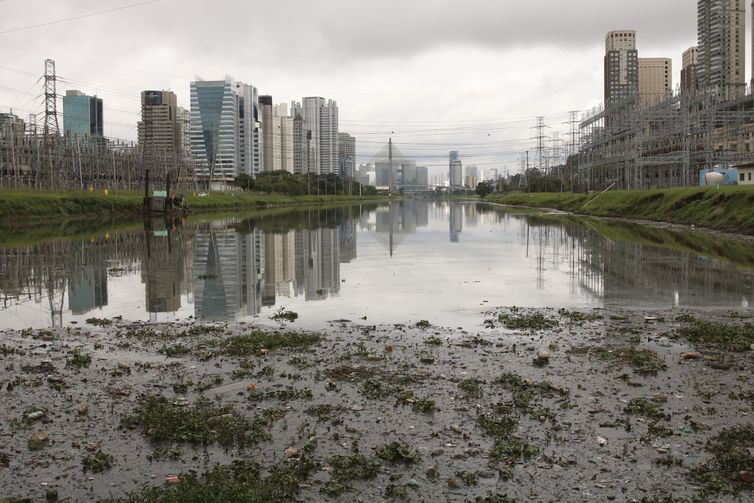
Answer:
[43, 59, 59, 138]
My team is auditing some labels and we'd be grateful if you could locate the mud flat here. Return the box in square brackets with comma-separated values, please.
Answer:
[0, 308, 752, 502]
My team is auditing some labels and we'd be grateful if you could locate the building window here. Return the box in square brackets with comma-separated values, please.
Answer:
[741, 173, 746, 182]
[749, 172, 752, 181]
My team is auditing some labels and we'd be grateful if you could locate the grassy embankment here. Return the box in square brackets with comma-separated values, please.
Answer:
[0, 190, 392, 221]
[486, 186, 754, 235]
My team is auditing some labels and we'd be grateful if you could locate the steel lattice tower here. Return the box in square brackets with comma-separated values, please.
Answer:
[43, 59, 59, 138]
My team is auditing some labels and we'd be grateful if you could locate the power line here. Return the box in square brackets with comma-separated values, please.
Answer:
[0, 0, 163, 35]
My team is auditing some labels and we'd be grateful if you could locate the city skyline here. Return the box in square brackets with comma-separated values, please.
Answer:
[0, 0, 716, 178]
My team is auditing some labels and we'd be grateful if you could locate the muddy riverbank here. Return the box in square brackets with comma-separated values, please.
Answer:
[0, 307, 752, 502]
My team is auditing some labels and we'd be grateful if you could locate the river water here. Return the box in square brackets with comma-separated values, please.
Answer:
[1, 200, 752, 330]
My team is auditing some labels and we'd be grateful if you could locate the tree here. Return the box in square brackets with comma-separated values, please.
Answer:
[475, 180, 495, 197]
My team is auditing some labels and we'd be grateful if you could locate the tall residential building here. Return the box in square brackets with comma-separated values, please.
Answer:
[138, 90, 181, 157]
[276, 104, 294, 173]
[464, 165, 479, 188]
[450, 159, 463, 188]
[260, 96, 276, 172]
[291, 97, 339, 175]
[604, 31, 639, 104]
[190, 78, 261, 180]
[292, 113, 312, 175]
[697, 0, 746, 99]
[236, 82, 262, 176]
[681, 46, 699, 93]
[63, 90, 103, 138]
[338, 132, 356, 178]
[177, 106, 191, 160]
[260, 98, 294, 173]
[638, 58, 672, 108]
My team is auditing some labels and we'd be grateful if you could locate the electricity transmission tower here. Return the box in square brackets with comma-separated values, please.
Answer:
[532, 116, 549, 174]
[43, 59, 59, 138]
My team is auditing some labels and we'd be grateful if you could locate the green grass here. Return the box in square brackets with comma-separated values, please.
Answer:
[122, 395, 273, 448]
[487, 186, 754, 235]
[674, 320, 754, 352]
[211, 331, 322, 357]
[0, 189, 394, 223]
[323, 454, 381, 496]
[102, 458, 317, 502]
[689, 424, 754, 494]
[569, 346, 667, 376]
[375, 441, 421, 464]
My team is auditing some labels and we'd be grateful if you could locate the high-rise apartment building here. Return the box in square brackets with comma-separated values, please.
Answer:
[190, 78, 261, 181]
[292, 113, 312, 175]
[260, 96, 276, 172]
[63, 90, 103, 138]
[450, 159, 463, 188]
[697, 0, 746, 99]
[291, 97, 339, 175]
[177, 106, 191, 160]
[138, 90, 181, 157]
[276, 104, 294, 173]
[236, 82, 262, 176]
[338, 132, 356, 178]
[681, 46, 699, 93]
[604, 31, 639, 104]
[260, 98, 294, 173]
[638, 58, 672, 108]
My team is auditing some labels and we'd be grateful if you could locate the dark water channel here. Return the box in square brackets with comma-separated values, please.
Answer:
[1, 200, 753, 330]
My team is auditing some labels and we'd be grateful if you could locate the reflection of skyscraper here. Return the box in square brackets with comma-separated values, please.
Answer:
[142, 227, 185, 313]
[68, 266, 108, 315]
[449, 202, 463, 243]
[293, 227, 341, 300]
[339, 218, 357, 263]
[193, 226, 264, 321]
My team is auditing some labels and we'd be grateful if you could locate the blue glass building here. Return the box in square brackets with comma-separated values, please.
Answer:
[63, 90, 103, 138]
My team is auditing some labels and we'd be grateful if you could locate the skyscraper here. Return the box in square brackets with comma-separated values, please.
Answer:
[260, 95, 276, 172]
[291, 97, 339, 175]
[260, 98, 294, 173]
[681, 46, 699, 93]
[697, 0, 746, 99]
[177, 106, 191, 161]
[276, 104, 294, 173]
[63, 90, 103, 138]
[138, 90, 181, 157]
[190, 78, 261, 181]
[292, 113, 312, 175]
[338, 132, 356, 178]
[604, 31, 639, 105]
[448, 151, 464, 188]
[638, 58, 672, 108]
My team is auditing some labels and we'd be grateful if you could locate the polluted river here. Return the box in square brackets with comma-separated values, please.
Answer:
[0, 200, 752, 502]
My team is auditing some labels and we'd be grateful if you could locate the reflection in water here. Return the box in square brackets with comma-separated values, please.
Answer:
[1, 201, 753, 328]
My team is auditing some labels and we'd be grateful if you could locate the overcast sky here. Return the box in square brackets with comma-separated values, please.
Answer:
[0, 0, 728, 177]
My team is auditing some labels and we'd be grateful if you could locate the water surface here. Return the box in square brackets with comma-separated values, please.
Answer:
[1, 200, 752, 330]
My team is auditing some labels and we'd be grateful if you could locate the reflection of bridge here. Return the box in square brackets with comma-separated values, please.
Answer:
[372, 200, 430, 256]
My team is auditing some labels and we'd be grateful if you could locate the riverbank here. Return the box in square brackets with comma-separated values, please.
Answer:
[486, 186, 754, 236]
[0, 190, 394, 221]
[0, 308, 751, 502]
